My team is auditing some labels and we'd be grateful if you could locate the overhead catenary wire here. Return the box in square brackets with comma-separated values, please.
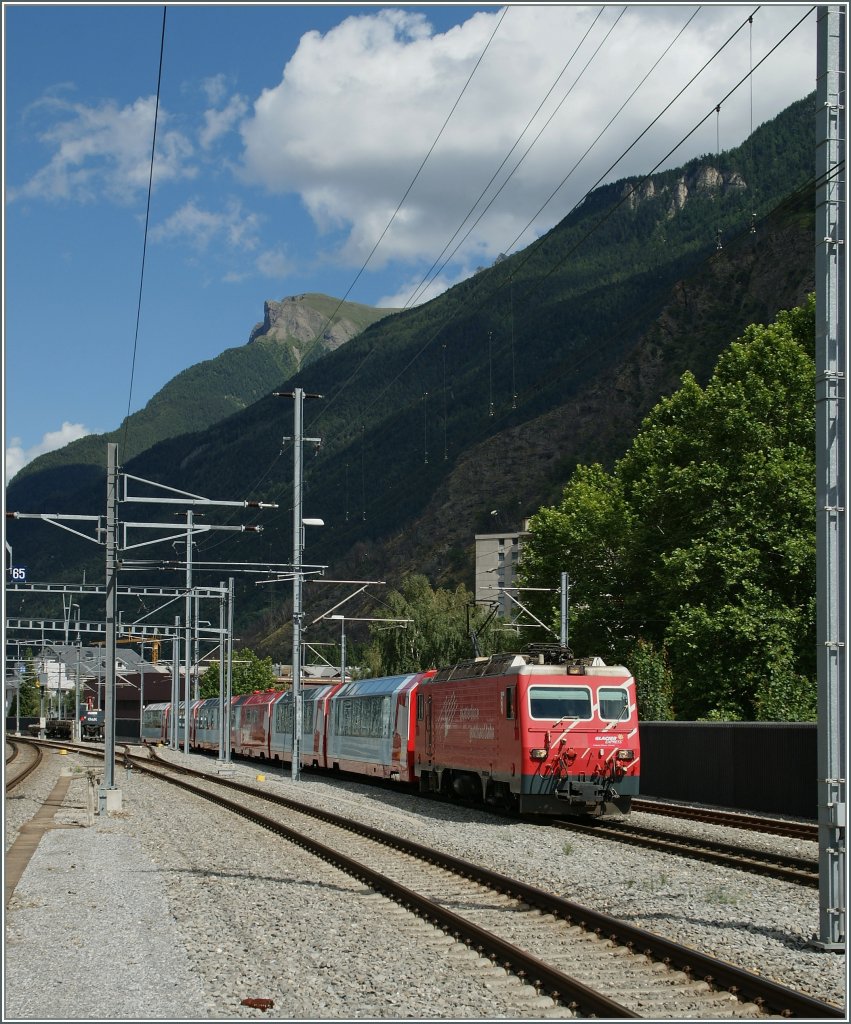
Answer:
[481, 162, 836, 445]
[522, 5, 815, 301]
[204, 6, 815, 544]
[343, 5, 800, 430]
[322, 4, 719, 428]
[278, 5, 509, 399]
[404, 5, 612, 310]
[253, 4, 746, 469]
[501, 5, 762, 280]
[410, 4, 701, 312]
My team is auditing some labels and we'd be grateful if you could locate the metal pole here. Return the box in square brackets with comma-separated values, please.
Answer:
[104, 442, 118, 790]
[340, 617, 347, 685]
[560, 572, 569, 649]
[225, 577, 234, 762]
[171, 617, 180, 750]
[193, 590, 200, 702]
[815, 3, 846, 951]
[184, 510, 193, 755]
[218, 580, 226, 761]
[139, 642, 145, 743]
[292, 387, 304, 781]
[74, 644, 81, 742]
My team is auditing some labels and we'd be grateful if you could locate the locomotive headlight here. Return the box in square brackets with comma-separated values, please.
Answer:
[615, 748, 635, 761]
[530, 748, 548, 761]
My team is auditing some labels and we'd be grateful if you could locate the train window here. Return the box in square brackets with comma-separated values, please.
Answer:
[505, 686, 515, 720]
[599, 688, 629, 721]
[302, 702, 315, 734]
[275, 702, 294, 735]
[417, 694, 424, 720]
[529, 686, 591, 720]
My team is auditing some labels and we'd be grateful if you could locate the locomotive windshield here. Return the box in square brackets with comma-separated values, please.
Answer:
[599, 688, 629, 721]
[529, 686, 591, 720]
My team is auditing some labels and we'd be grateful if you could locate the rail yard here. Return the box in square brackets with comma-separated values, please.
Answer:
[4, 736, 845, 1020]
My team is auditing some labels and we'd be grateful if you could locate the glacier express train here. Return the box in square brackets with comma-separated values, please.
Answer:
[141, 649, 640, 818]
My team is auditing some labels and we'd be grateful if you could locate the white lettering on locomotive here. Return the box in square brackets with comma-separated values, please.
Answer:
[469, 723, 495, 740]
[440, 693, 458, 737]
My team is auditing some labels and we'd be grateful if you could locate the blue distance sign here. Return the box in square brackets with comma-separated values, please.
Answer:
[9, 566, 27, 582]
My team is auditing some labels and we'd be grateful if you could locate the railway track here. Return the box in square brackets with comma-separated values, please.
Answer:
[129, 746, 840, 1020]
[9, 738, 819, 888]
[5, 738, 44, 793]
[554, 818, 819, 887]
[632, 800, 818, 841]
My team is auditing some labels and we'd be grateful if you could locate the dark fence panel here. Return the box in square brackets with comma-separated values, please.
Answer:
[639, 722, 817, 820]
[116, 717, 140, 741]
[6, 716, 40, 734]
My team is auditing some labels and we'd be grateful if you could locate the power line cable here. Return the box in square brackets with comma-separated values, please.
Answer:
[502, 5, 763, 288]
[522, 5, 815, 300]
[279, 6, 509, 388]
[405, 5, 612, 309]
[413, 3, 703, 312]
[121, 5, 167, 464]
[233, 7, 509, 516]
[202, 6, 814, 542]
[320, 3, 718, 425]
[483, 161, 833, 444]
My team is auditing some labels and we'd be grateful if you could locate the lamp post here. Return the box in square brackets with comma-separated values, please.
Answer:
[139, 642, 145, 743]
[277, 385, 323, 782]
[292, 516, 324, 780]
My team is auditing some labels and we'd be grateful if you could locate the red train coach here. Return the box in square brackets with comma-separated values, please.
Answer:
[413, 648, 640, 818]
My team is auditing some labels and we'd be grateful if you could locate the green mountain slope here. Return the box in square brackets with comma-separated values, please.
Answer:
[9, 293, 396, 483]
[6, 96, 817, 655]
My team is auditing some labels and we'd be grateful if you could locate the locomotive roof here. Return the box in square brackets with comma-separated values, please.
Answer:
[429, 652, 632, 683]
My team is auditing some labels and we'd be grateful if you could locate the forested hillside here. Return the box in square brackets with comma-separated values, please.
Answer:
[520, 297, 817, 722]
[9, 293, 394, 483]
[6, 95, 817, 664]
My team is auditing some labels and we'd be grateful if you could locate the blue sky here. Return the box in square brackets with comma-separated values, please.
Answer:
[4, 3, 817, 482]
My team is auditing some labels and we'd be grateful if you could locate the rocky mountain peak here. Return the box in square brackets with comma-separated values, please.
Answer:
[247, 293, 370, 366]
[622, 164, 749, 218]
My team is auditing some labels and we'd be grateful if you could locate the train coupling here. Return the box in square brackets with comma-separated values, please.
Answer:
[555, 778, 611, 807]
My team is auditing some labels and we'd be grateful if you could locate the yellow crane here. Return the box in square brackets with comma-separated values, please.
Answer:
[93, 635, 161, 664]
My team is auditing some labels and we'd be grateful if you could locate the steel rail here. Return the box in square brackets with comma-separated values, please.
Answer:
[139, 748, 843, 1020]
[134, 754, 636, 1019]
[632, 800, 818, 841]
[554, 819, 819, 887]
[5, 740, 43, 793]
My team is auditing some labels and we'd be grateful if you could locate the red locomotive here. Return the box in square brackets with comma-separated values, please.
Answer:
[414, 649, 639, 817]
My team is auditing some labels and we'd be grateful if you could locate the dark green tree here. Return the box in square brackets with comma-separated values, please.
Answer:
[519, 297, 817, 721]
[361, 575, 502, 675]
[200, 648, 278, 698]
[15, 650, 42, 716]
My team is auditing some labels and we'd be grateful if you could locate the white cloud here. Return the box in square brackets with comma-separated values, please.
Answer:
[8, 96, 195, 204]
[239, 6, 816, 272]
[255, 247, 294, 279]
[376, 267, 472, 310]
[200, 93, 249, 149]
[5, 422, 92, 483]
[202, 73, 230, 107]
[150, 198, 261, 251]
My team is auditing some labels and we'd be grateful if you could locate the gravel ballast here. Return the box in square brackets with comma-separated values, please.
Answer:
[4, 744, 846, 1020]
